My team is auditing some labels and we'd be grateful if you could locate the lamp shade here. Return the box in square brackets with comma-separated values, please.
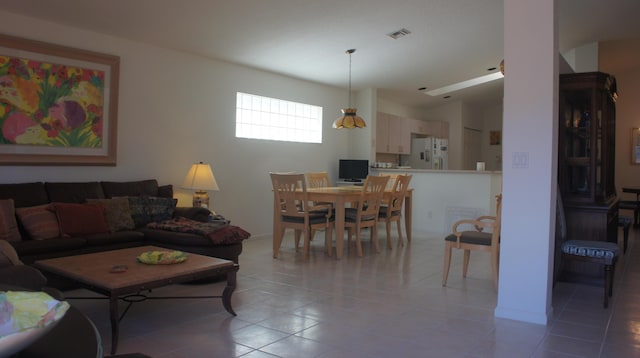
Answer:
[333, 108, 366, 129]
[182, 162, 219, 191]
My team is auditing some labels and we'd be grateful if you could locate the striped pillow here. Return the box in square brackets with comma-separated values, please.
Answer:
[15, 204, 60, 240]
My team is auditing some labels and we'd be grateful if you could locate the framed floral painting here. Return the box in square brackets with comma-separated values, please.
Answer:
[0, 34, 119, 165]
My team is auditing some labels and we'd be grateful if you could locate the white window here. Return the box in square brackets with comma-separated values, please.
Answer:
[235, 92, 323, 143]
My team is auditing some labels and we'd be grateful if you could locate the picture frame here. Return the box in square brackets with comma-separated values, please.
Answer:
[489, 130, 501, 145]
[632, 128, 640, 164]
[0, 34, 119, 166]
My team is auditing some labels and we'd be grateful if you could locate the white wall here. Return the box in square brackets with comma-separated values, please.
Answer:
[599, 40, 640, 198]
[0, 11, 352, 238]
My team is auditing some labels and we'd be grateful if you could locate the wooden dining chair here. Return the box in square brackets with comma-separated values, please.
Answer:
[270, 173, 334, 259]
[442, 194, 502, 290]
[378, 174, 412, 249]
[342, 175, 389, 257]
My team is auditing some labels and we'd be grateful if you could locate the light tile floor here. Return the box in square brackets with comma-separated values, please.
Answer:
[67, 226, 640, 357]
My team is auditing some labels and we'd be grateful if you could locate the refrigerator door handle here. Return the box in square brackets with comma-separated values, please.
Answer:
[420, 151, 424, 160]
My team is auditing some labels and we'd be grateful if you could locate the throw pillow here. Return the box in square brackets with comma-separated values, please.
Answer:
[15, 204, 60, 240]
[127, 196, 151, 228]
[0, 199, 21, 242]
[0, 239, 22, 267]
[50, 203, 110, 237]
[146, 197, 177, 223]
[87, 198, 135, 232]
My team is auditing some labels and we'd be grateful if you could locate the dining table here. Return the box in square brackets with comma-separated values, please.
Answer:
[279, 185, 413, 259]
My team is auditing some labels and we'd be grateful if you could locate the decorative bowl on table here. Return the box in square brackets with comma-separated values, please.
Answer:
[0, 291, 70, 357]
[137, 250, 188, 265]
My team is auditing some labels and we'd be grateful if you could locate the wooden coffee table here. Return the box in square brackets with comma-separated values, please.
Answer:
[34, 246, 239, 355]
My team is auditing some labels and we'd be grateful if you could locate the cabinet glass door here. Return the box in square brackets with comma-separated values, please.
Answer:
[562, 89, 592, 198]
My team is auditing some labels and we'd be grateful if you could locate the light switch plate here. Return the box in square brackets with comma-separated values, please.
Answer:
[512, 152, 529, 168]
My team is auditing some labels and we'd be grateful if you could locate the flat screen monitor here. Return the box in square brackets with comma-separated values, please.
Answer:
[338, 159, 369, 182]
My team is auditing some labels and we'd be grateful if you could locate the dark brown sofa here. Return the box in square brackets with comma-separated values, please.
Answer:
[0, 179, 245, 280]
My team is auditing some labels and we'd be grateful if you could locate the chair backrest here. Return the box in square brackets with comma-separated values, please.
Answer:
[270, 173, 308, 220]
[387, 175, 412, 213]
[379, 173, 400, 190]
[306, 172, 331, 188]
[357, 175, 390, 218]
[493, 194, 502, 244]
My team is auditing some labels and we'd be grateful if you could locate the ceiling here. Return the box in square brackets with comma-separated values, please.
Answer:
[1, 0, 639, 110]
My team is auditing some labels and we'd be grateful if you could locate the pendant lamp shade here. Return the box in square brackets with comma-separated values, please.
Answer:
[333, 49, 366, 129]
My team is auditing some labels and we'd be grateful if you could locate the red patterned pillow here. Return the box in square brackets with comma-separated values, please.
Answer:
[15, 204, 60, 240]
[0, 199, 21, 242]
[50, 203, 110, 237]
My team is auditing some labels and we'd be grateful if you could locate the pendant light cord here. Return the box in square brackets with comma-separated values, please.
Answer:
[346, 49, 355, 108]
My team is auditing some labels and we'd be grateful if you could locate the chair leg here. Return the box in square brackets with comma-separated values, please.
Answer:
[396, 218, 404, 248]
[273, 226, 285, 258]
[385, 220, 393, 250]
[302, 230, 311, 259]
[491, 250, 499, 291]
[604, 264, 613, 308]
[462, 249, 471, 278]
[294, 230, 302, 252]
[372, 224, 381, 253]
[355, 228, 363, 257]
[324, 225, 333, 257]
[442, 243, 452, 286]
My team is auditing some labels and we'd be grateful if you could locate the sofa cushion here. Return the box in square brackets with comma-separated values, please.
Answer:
[145, 217, 250, 245]
[0, 182, 48, 208]
[87, 198, 136, 232]
[10, 237, 86, 256]
[0, 199, 21, 242]
[102, 180, 159, 198]
[147, 197, 177, 222]
[0, 239, 23, 267]
[157, 184, 174, 199]
[82, 230, 145, 247]
[127, 197, 150, 227]
[50, 203, 110, 237]
[15, 205, 60, 240]
[45, 182, 105, 203]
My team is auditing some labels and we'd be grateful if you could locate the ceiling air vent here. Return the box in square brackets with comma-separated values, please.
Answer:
[387, 28, 411, 40]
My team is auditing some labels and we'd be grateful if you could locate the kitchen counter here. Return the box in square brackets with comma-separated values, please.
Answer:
[371, 168, 502, 235]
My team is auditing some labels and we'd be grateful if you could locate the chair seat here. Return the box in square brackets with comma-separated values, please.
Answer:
[445, 231, 492, 246]
[345, 207, 376, 222]
[378, 206, 400, 217]
[282, 213, 329, 224]
[562, 240, 620, 261]
[619, 216, 632, 226]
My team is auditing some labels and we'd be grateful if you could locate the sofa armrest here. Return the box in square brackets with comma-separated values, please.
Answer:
[0, 265, 48, 291]
[174, 206, 212, 222]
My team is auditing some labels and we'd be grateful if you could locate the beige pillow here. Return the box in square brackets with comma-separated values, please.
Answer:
[0, 239, 22, 268]
[0, 199, 21, 242]
[87, 197, 136, 232]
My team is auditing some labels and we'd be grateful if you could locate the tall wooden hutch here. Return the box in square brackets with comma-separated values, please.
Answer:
[557, 71, 619, 281]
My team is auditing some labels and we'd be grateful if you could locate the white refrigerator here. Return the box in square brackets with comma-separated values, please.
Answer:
[405, 137, 448, 169]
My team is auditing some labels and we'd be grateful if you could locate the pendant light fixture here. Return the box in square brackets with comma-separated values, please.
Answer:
[333, 49, 366, 129]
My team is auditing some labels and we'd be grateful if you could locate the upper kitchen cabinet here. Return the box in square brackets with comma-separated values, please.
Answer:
[376, 113, 409, 154]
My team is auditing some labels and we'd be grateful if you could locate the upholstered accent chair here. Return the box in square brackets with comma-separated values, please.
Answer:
[442, 194, 502, 290]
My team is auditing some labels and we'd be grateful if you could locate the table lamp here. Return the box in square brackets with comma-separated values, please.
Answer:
[182, 162, 219, 210]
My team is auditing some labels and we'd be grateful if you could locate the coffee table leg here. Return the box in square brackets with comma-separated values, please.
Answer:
[222, 266, 238, 316]
[110, 295, 120, 354]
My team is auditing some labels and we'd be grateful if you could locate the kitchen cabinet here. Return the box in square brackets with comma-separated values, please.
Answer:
[557, 71, 618, 283]
[376, 112, 449, 154]
[376, 113, 409, 154]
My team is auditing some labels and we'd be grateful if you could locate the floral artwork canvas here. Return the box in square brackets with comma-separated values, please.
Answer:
[0, 57, 105, 148]
[0, 34, 119, 166]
